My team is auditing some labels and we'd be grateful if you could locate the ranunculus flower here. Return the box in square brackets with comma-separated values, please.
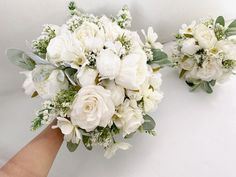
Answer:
[52, 117, 81, 144]
[103, 81, 125, 106]
[77, 67, 98, 87]
[115, 99, 144, 136]
[181, 38, 200, 55]
[74, 22, 105, 51]
[96, 49, 121, 79]
[21, 71, 35, 96]
[71, 85, 115, 132]
[32, 65, 69, 99]
[116, 50, 148, 90]
[194, 24, 217, 49]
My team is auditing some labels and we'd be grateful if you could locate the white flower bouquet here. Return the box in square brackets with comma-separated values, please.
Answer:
[168, 16, 236, 93]
[7, 2, 169, 158]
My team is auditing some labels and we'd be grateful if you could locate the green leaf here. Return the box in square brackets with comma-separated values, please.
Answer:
[31, 91, 39, 98]
[215, 16, 225, 27]
[225, 19, 236, 37]
[201, 81, 213, 94]
[228, 19, 236, 29]
[6, 49, 36, 70]
[142, 114, 156, 131]
[82, 136, 93, 151]
[183, 34, 194, 38]
[209, 80, 216, 87]
[64, 68, 77, 86]
[149, 49, 172, 67]
[179, 69, 187, 79]
[67, 141, 80, 152]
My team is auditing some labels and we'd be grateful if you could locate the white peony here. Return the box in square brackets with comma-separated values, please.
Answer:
[74, 22, 104, 51]
[181, 38, 200, 55]
[179, 58, 196, 71]
[47, 31, 85, 66]
[116, 50, 148, 90]
[96, 49, 121, 79]
[115, 99, 144, 136]
[103, 80, 125, 106]
[104, 142, 131, 159]
[194, 24, 217, 49]
[21, 71, 35, 96]
[32, 65, 69, 99]
[216, 40, 236, 60]
[77, 67, 98, 87]
[142, 88, 163, 113]
[70, 85, 115, 132]
[52, 117, 81, 144]
[190, 59, 223, 81]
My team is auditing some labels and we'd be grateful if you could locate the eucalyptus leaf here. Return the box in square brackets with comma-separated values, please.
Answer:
[6, 49, 36, 70]
[67, 141, 80, 152]
[26, 52, 50, 65]
[82, 135, 93, 151]
[215, 16, 225, 27]
[142, 114, 156, 131]
[201, 81, 213, 94]
[64, 68, 78, 86]
[228, 19, 236, 29]
[209, 80, 216, 87]
[149, 49, 172, 67]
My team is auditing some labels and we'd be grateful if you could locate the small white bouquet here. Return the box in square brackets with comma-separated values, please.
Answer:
[168, 16, 236, 93]
[7, 2, 169, 158]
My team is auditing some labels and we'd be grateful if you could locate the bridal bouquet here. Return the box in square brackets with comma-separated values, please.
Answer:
[7, 2, 168, 158]
[169, 16, 236, 93]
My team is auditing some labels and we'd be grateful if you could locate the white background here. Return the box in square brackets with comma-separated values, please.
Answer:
[0, 0, 236, 177]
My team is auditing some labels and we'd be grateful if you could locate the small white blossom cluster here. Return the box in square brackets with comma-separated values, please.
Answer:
[170, 16, 236, 93]
[13, 3, 165, 158]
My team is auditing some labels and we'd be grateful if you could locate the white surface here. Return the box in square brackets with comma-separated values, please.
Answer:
[1, 0, 236, 177]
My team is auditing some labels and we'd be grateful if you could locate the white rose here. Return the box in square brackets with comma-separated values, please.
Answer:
[74, 22, 104, 51]
[103, 81, 125, 106]
[71, 85, 115, 132]
[21, 71, 35, 96]
[52, 117, 81, 144]
[32, 65, 69, 99]
[100, 16, 123, 41]
[47, 31, 85, 66]
[115, 99, 144, 136]
[116, 50, 148, 90]
[216, 40, 236, 60]
[96, 49, 121, 79]
[181, 38, 200, 55]
[104, 142, 131, 159]
[194, 24, 217, 49]
[194, 59, 223, 81]
[77, 67, 98, 87]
